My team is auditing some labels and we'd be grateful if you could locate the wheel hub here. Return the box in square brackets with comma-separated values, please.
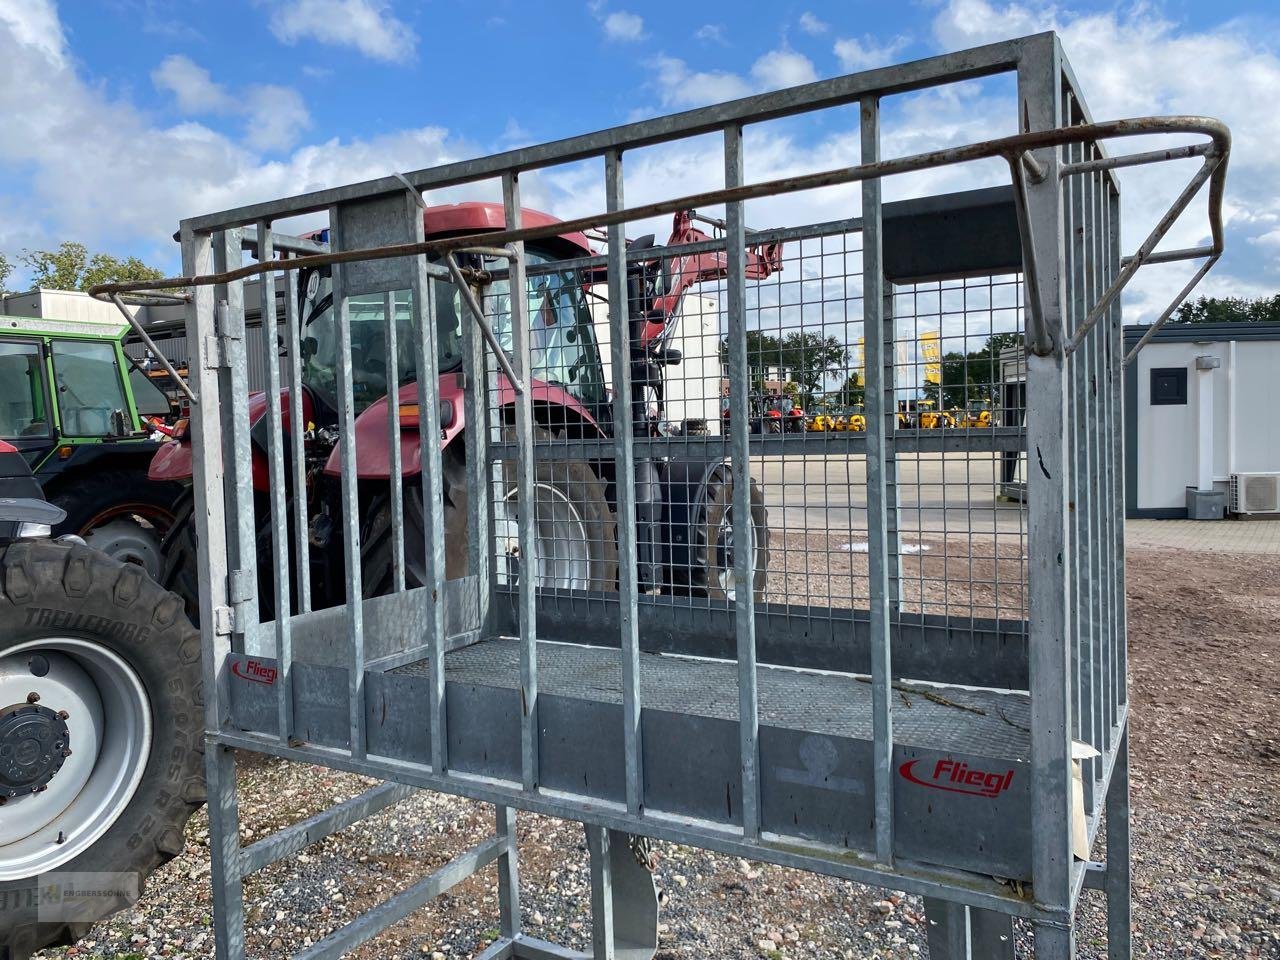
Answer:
[0, 703, 70, 798]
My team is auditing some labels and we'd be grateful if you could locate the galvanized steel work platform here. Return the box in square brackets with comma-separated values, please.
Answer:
[94, 29, 1229, 960]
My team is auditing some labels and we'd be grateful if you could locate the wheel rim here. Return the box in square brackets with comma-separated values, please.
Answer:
[714, 504, 757, 601]
[0, 639, 152, 880]
[498, 483, 593, 590]
[83, 517, 165, 580]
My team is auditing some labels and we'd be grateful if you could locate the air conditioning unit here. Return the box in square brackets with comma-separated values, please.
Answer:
[1229, 473, 1280, 515]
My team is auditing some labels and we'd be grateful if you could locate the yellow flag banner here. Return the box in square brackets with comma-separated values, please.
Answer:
[920, 330, 942, 385]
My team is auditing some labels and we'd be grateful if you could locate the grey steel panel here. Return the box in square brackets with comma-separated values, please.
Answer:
[330, 193, 417, 295]
[643, 709, 741, 826]
[759, 726, 873, 851]
[539, 695, 626, 804]
[882, 186, 1022, 283]
[447, 682, 522, 783]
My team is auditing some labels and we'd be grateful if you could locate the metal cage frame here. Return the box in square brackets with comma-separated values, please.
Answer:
[91, 30, 1229, 960]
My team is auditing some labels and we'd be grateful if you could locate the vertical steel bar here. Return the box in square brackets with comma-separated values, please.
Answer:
[326, 209, 366, 760]
[723, 122, 760, 839]
[461, 258, 494, 635]
[408, 205, 448, 772]
[882, 286, 901, 612]
[283, 266, 312, 614]
[184, 223, 246, 960]
[1109, 186, 1128, 720]
[860, 95, 894, 865]
[1104, 728, 1132, 959]
[256, 222, 294, 744]
[605, 148, 644, 816]
[586, 826, 616, 960]
[385, 290, 405, 594]
[1018, 34, 1076, 924]
[496, 805, 521, 938]
[504, 172, 539, 793]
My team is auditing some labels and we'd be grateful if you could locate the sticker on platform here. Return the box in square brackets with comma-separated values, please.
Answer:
[231, 658, 278, 685]
[899, 758, 1014, 798]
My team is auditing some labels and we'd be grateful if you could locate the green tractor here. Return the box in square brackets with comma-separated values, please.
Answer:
[0, 315, 182, 577]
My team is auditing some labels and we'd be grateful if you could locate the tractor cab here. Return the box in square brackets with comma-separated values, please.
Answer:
[0, 318, 171, 465]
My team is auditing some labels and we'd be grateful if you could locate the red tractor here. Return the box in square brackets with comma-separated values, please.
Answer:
[152, 203, 782, 618]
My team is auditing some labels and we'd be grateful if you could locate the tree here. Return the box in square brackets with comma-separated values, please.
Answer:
[939, 332, 1023, 409]
[1173, 294, 1280, 325]
[0, 253, 11, 297]
[720, 329, 848, 407]
[19, 241, 165, 292]
[833, 371, 864, 408]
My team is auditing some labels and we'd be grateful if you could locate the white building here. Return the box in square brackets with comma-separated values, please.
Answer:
[1124, 322, 1280, 518]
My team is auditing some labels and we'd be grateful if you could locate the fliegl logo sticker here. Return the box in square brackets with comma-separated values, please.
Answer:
[231, 658, 278, 685]
[899, 758, 1014, 798]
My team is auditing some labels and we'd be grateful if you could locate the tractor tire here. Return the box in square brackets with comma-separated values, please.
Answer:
[0, 540, 203, 956]
[48, 470, 181, 582]
[161, 491, 289, 627]
[362, 431, 617, 595]
[689, 468, 769, 602]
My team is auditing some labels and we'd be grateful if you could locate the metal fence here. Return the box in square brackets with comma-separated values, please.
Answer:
[92, 30, 1228, 960]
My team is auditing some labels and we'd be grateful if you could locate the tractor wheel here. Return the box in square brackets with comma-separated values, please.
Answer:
[48, 470, 181, 582]
[362, 431, 617, 595]
[0, 540, 203, 956]
[160, 491, 291, 626]
[689, 467, 769, 602]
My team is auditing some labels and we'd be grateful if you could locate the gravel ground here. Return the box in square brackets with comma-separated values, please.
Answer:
[39, 540, 1279, 960]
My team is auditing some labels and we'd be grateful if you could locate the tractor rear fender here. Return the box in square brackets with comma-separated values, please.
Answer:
[147, 387, 315, 484]
[321, 375, 605, 480]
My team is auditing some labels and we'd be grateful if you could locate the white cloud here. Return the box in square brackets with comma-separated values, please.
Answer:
[152, 55, 311, 152]
[244, 84, 311, 152]
[602, 10, 645, 42]
[0, 0, 66, 67]
[152, 54, 235, 114]
[833, 34, 911, 72]
[652, 55, 752, 108]
[695, 23, 726, 45]
[799, 12, 828, 36]
[751, 48, 818, 89]
[267, 0, 416, 63]
[0, 3, 451, 276]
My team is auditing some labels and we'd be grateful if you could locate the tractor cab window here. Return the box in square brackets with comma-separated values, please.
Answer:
[0, 341, 50, 439]
[299, 273, 464, 414]
[483, 251, 608, 413]
[50, 339, 130, 437]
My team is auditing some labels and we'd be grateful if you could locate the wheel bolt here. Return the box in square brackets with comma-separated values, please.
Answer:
[63, 748, 72, 757]
[57, 710, 69, 720]
[26, 692, 40, 704]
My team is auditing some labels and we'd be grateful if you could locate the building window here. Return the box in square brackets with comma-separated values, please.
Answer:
[1150, 366, 1187, 406]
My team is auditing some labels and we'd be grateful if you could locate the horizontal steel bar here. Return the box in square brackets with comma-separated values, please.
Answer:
[240, 781, 416, 875]
[89, 116, 1230, 306]
[213, 729, 1055, 920]
[180, 37, 1040, 233]
[486, 426, 1028, 460]
[294, 832, 508, 960]
[1060, 142, 1211, 177]
[1123, 243, 1214, 267]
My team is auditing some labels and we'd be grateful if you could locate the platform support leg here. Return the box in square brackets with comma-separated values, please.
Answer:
[1032, 920, 1075, 960]
[923, 899, 1014, 959]
[1104, 730, 1132, 959]
[585, 826, 658, 960]
[497, 805, 521, 939]
[207, 742, 246, 960]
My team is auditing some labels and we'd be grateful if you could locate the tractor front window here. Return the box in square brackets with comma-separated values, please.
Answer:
[50, 339, 131, 437]
[299, 272, 465, 413]
[0, 341, 49, 439]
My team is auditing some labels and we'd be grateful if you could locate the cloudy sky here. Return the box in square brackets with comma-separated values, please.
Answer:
[0, 0, 1276, 320]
